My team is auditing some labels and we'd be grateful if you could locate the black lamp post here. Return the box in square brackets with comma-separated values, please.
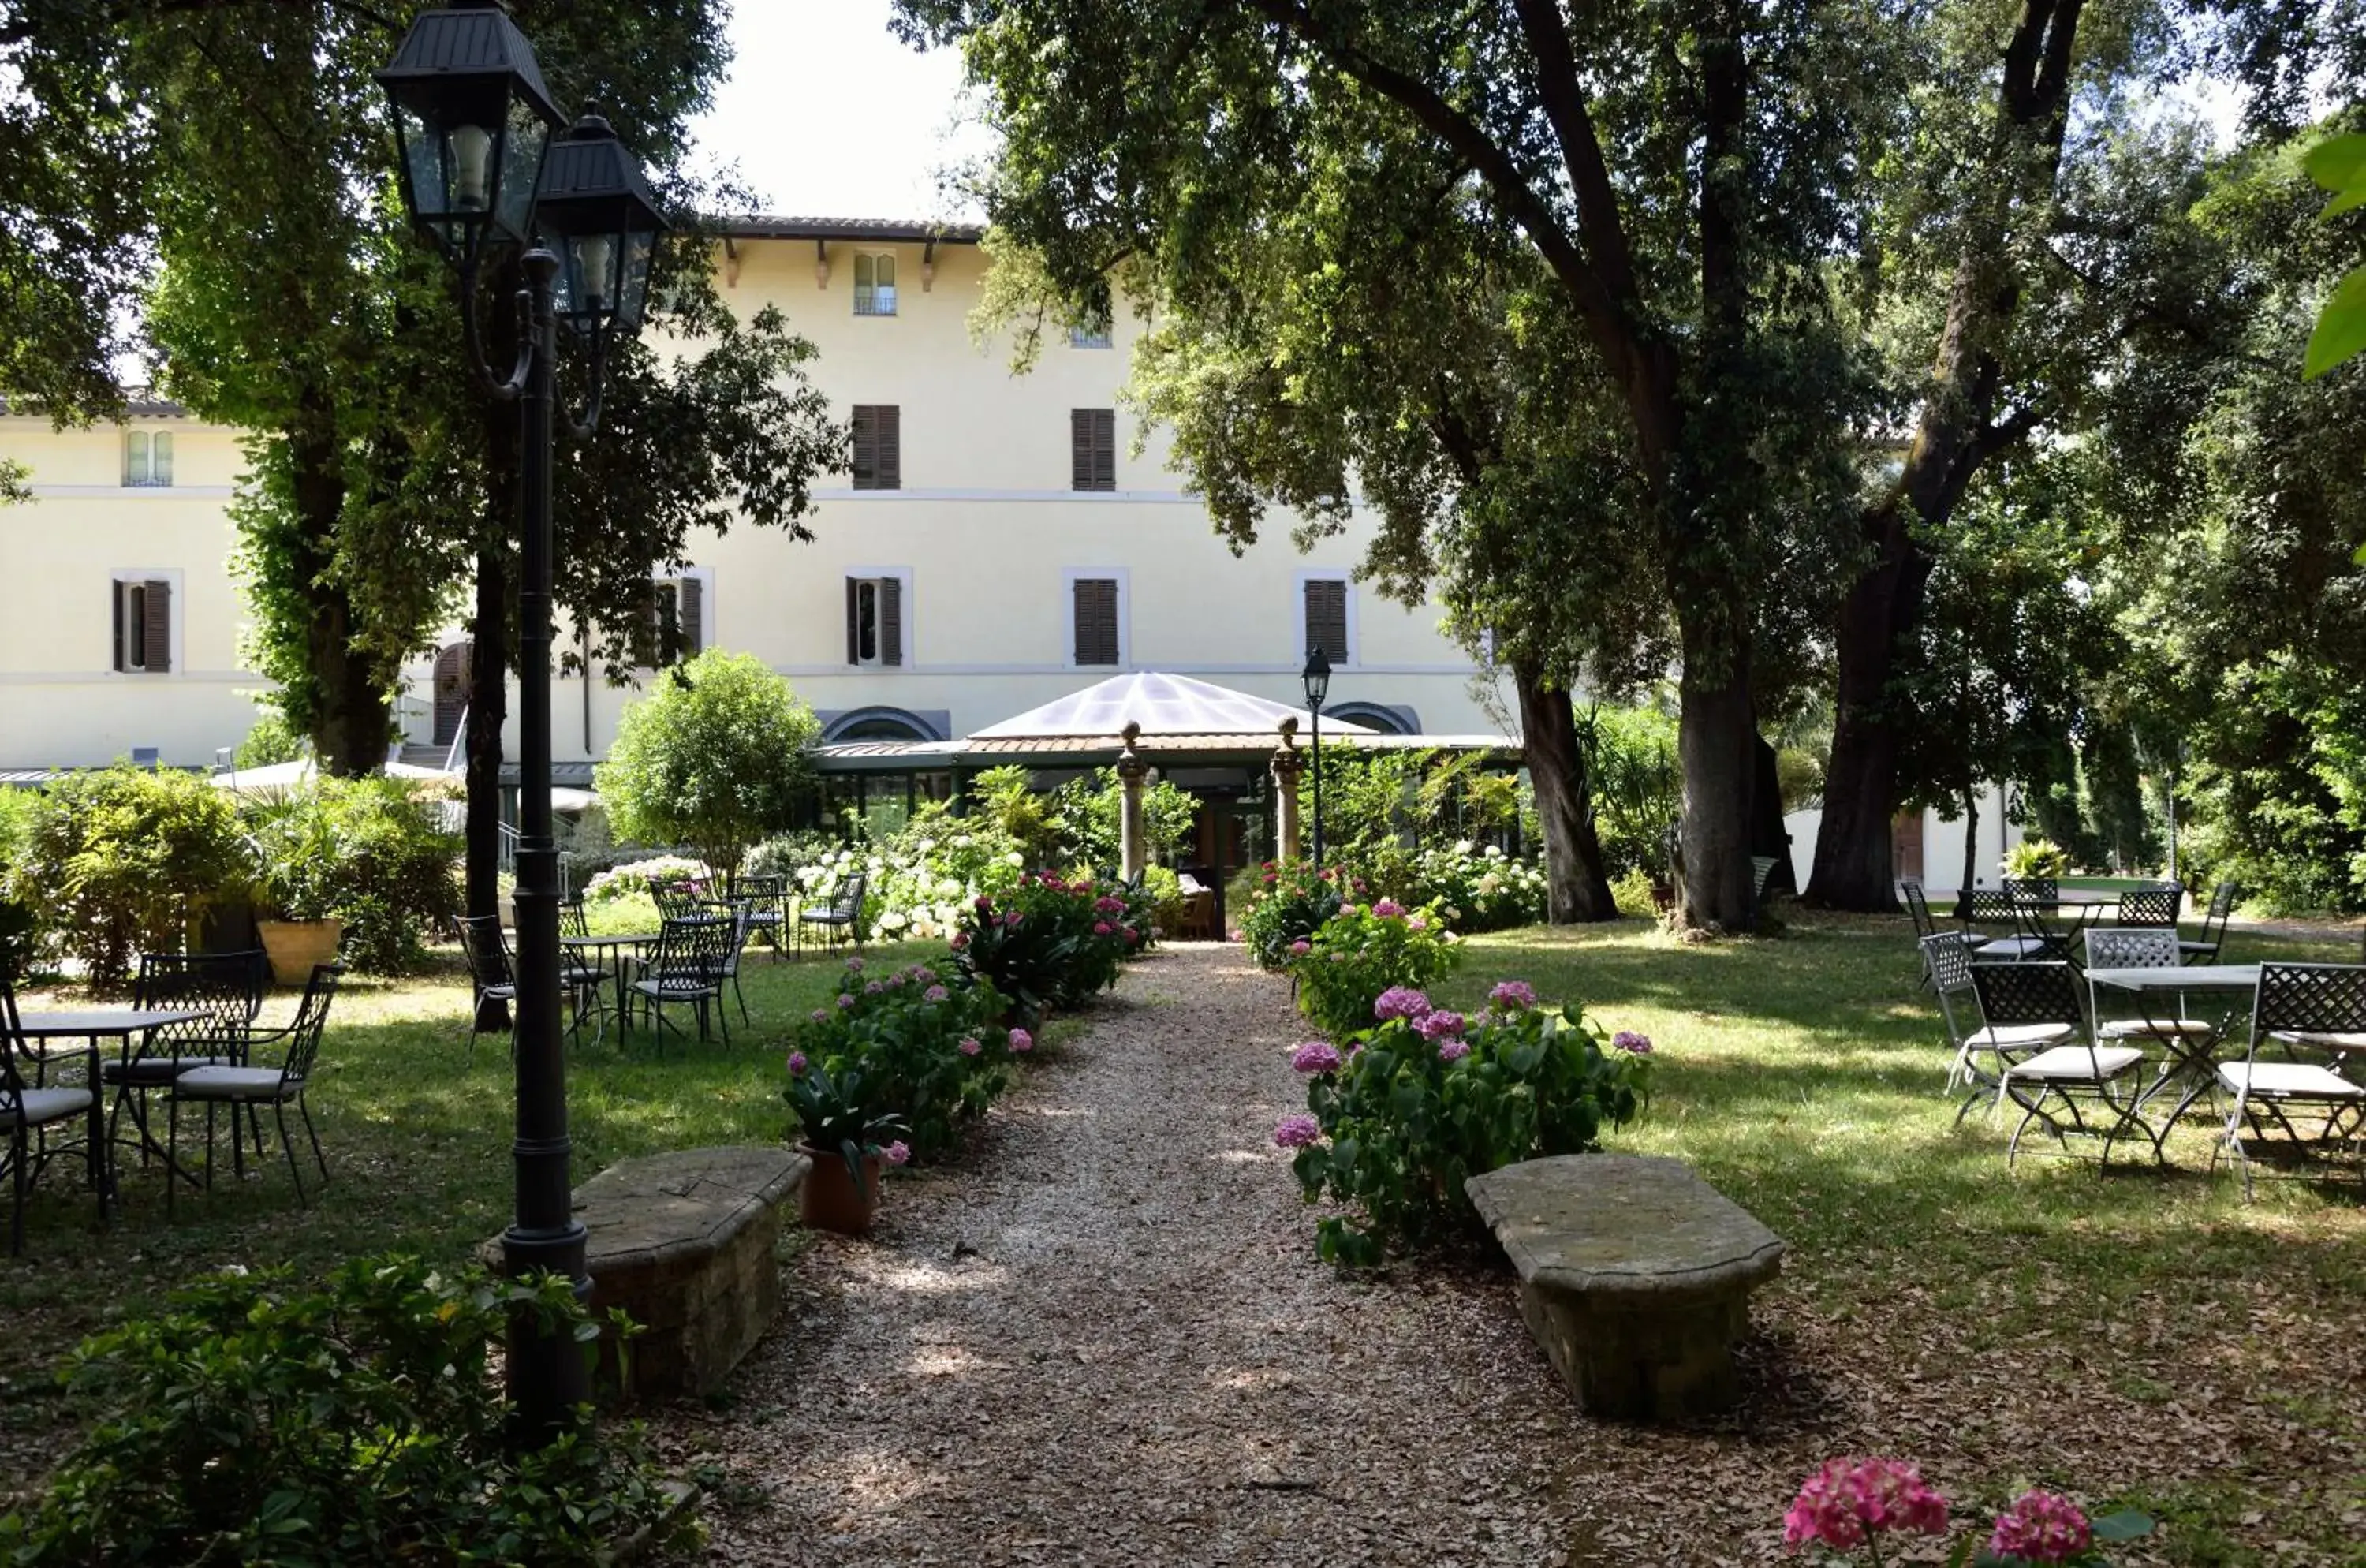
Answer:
[1301, 648, 1331, 870]
[378, 0, 666, 1445]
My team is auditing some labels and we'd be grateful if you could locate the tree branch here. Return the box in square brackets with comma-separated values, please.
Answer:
[1506, 0, 1644, 312]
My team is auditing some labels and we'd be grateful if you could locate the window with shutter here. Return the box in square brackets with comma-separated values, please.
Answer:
[851, 405, 900, 490]
[1070, 409, 1116, 491]
[1303, 577, 1349, 664]
[1072, 577, 1120, 666]
[675, 576, 703, 653]
[845, 575, 908, 667]
[111, 575, 173, 672]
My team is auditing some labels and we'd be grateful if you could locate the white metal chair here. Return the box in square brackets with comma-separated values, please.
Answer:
[1924, 932, 2071, 1123]
[166, 963, 340, 1215]
[2180, 879, 2240, 965]
[2215, 962, 2366, 1197]
[1972, 961, 2156, 1167]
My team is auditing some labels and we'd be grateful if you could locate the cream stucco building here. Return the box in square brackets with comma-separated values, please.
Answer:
[0, 218, 1508, 786]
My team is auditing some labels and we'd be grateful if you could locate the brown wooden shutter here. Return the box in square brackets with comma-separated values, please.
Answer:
[881, 576, 903, 666]
[875, 405, 900, 490]
[1072, 409, 1114, 491]
[112, 582, 126, 672]
[851, 405, 875, 488]
[1073, 577, 1119, 665]
[845, 577, 861, 663]
[677, 576, 703, 653]
[1304, 578, 1348, 664]
[143, 579, 172, 672]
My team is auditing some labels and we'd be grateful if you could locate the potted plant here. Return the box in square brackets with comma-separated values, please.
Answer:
[250, 797, 344, 985]
[785, 1058, 909, 1235]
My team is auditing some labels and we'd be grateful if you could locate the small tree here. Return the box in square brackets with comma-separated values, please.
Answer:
[595, 650, 819, 884]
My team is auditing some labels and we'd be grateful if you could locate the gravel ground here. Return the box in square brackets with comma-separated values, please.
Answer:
[660, 944, 1602, 1567]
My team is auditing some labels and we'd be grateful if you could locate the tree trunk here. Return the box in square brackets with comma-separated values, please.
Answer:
[1961, 783, 1980, 893]
[1674, 609, 1758, 931]
[465, 545, 510, 1031]
[1513, 662, 1616, 922]
[285, 405, 393, 778]
[1751, 733, 1796, 898]
[1807, 506, 1930, 911]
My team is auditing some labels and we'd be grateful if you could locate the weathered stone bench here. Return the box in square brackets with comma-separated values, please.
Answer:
[1465, 1153, 1783, 1422]
[484, 1144, 808, 1402]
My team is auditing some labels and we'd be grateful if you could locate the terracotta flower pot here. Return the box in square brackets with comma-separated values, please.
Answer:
[257, 917, 343, 986]
[798, 1144, 883, 1235]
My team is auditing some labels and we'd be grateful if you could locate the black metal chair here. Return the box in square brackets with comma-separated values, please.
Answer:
[798, 869, 868, 955]
[651, 878, 703, 922]
[1924, 931, 2073, 1124]
[2181, 879, 2240, 965]
[2215, 962, 2366, 1197]
[2010, 893, 2086, 970]
[1971, 960, 2155, 1167]
[2003, 875, 2061, 912]
[106, 950, 266, 1179]
[2115, 883, 2183, 930]
[166, 963, 341, 1215]
[457, 915, 517, 1062]
[559, 896, 591, 939]
[693, 901, 756, 1025]
[0, 973, 105, 1255]
[630, 916, 733, 1044]
[733, 874, 789, 961]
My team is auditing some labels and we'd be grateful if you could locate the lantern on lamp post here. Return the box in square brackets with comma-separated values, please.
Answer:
[1301, 648, 1331, 872]
[377, 0, 667, 1447]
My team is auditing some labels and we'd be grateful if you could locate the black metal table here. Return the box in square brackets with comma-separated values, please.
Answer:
[14, 1007, 207, 1200]
[2085, 964, 2261, 1137]
[560, 933, 659, 1043]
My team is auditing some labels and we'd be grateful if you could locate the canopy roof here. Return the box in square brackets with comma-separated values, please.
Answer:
[967, 672, 1375, 741]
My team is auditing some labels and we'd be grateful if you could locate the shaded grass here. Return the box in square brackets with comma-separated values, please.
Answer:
[0, 939, 939, 1492]
[1427, 914, 2366, 1566]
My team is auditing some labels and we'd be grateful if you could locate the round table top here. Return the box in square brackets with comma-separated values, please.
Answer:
[12, 1007, 209, 1038]
[561, 931, 661, 946]
[2086, 964, 2260, 991]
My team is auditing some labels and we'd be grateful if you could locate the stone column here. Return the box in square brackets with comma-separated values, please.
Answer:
[1271, 718, 1305, 862]
[1116, 721, 1149, 880]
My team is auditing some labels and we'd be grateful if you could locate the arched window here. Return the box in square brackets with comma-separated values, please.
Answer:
[821, 706, 942, 744]
[1327, 701, 1418, 736]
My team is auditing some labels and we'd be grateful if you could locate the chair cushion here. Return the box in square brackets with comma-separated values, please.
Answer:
[1972, 936, 2048, 959]
[631, 977, 718, 999]
[172, 1066, 293, 1099]
[102, 1055, 238, 1085]
[1967, 1022, 2075, 1049]
[2098, 1017, 2216, 1039]
[2267, 1030, 2366, 1052]
[0, 1088, 94, 1127]
[2007, 1044, 2145, 1081]
[2218, 1062, 2365, 1099]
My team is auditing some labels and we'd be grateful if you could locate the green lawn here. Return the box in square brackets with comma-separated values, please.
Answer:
[1432, 914, 2366, 1566]
[0, 938, 946, 1495]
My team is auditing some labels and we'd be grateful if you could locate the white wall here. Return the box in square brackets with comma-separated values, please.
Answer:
[1784, 786, 2025, 897]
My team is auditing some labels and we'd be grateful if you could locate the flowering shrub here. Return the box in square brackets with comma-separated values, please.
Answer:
[1403, 841, 1549, 932]
[1286, 898, 1461, 1036]
[1279, 981, 1648, 1263]
[950, 872, 1139, 1026]
[582, 854, 713, 905]
[789, 956, 1010, 1161]
[1780, 1458, 2151, 1566]
[774, 816, 1028, 943]
[1238, 860, 1344, 970]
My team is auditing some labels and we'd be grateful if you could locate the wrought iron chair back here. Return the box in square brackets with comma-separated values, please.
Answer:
[651, 879, 703, 921]
[1902, 879, 1939, 942]
[2115, 884, 2182, 929]
[2085, 928, 2181, 972]
[647, 915, 732, 989]
[559, 897, 590, 939]
[829, 871, 866, 922]
[0, 972, 32, 1100]
[271, 965, 343, 1087]
[1960, 888, 2019, 926]
[2010, 897, 2081, 966]
[2003, 875, 2060, 910]
[132, 950, 265, 1055]
[457, 915, 514, 993]
[1971, 960, 2084, 1034]
[2253, 961, 2366, 1043]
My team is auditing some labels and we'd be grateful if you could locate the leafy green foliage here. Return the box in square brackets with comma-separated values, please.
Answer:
[595, 651, 820, 882]
[2303, 132, 2366, 379]
[9, 766, 249, 991]
[1286, 901, 1462, 1038]
[246, 778, 461, 973]
[1239, 861, 1345, 971]
[950, 874, 1139, 1028]
[0, 1256, 683, 1566]
[1049, 767, 1198, 869]
[232, 712, 307, 769]
[2003, 838, 2070, 882]
[790, 957, 1006, 1163]
[1286, 990, 1648, 1264]
[783, 1055, 912, 1190]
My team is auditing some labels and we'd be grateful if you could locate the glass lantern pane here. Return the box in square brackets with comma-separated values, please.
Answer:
[614, 229, 659, 330]
[494, 95, 551, 246]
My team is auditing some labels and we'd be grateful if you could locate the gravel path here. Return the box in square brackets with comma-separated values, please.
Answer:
[665, 944, 1596, 1567]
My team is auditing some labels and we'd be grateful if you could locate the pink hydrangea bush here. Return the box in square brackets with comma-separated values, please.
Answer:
[1286, 898, 1462, 1036]
[1780, 1462, 2149, 1566]
[1282, 980, 1650, 1264]
[788, 958, 1010, 1163]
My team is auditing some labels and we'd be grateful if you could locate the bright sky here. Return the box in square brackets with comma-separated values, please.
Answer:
[688, 2, 994, 221]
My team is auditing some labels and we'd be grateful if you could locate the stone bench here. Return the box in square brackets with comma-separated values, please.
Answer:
[1465, 1153, 1783, 1422]
[485, 1144, 808, 1402]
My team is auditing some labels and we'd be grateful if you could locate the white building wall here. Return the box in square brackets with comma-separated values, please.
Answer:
[1783, 786, 2027, 898]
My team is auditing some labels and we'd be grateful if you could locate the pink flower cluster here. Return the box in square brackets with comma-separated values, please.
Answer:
[1094, 921, 1114, 936]
[924, 984, 950, 1002]
[1009, 1027, 1033, 1053]
[1291, 1041, 1343, 1074]
[1371, 898, 1405, 917]
[1289, 938, 1312, 956]
[786, 1051, 808, 1075]
[845, 956, 864, 974]
[1612, 1029, 1653, 1055]
[1412, 1010, 1467, 1040]
[1782, 1458, 1949, 1553]
[1095, 894, 1127, 915]
[1989, 1490, 2091, 1562]
[1436, 1037, 1471, 1063]
[1273, 1113, 1322, 1149]
[958, 1036, 982, 1056]
[1489, 980, 1537, 1011]
[883, 1140, 911, 1167]
[1373, 987, 1432, 1021]
[809, 1008, 828, 1024]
